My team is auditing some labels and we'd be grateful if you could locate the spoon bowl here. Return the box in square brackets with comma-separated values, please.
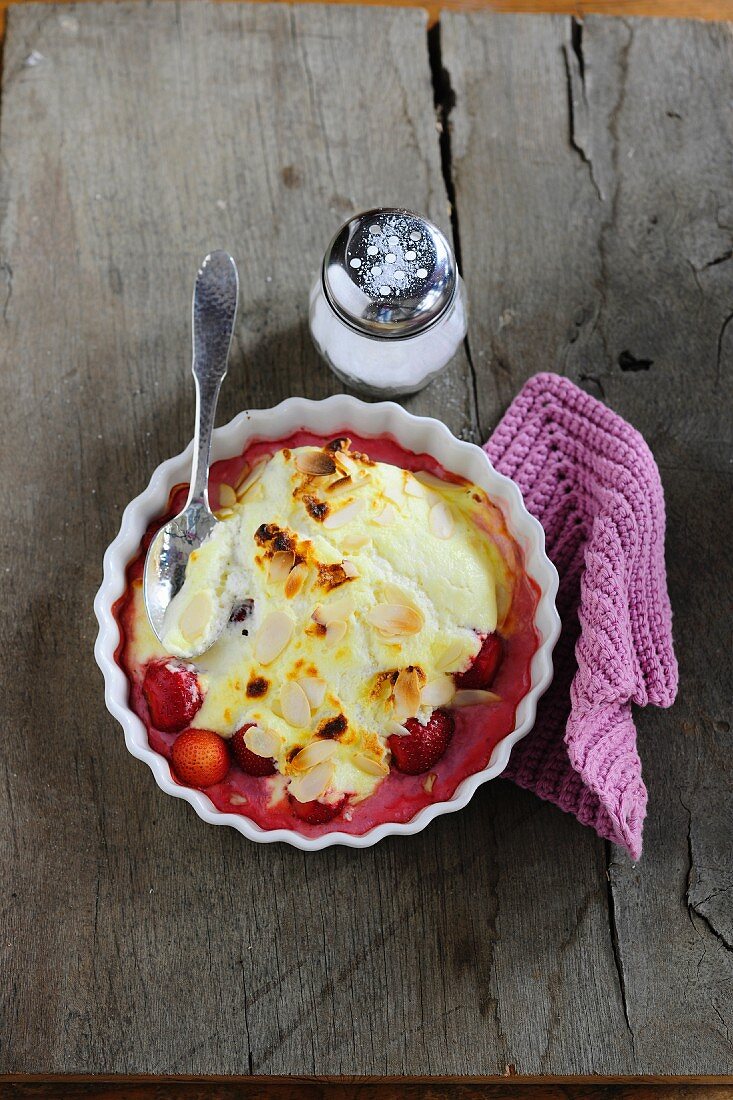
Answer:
[143, 251, 239, 653]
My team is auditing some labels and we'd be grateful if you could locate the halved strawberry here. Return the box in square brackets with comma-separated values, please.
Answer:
[171, 729, 230, 788]
[142, 659, 203, 732]
[231, 724, 277, 777]
[289, 794, 347, 825]
[388, 709, 455, 775]
[455, 633, 502, 690]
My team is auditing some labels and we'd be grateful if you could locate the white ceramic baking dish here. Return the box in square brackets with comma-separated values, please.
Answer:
[94, 394, 560, 850]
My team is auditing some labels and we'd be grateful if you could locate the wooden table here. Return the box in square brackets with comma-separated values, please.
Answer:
[1, 1, 731, 1081]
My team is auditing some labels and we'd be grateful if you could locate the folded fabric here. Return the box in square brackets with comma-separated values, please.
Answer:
[486, 373, 678, 859]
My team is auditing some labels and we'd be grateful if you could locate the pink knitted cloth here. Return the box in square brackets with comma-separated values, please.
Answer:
[486, 373, 678, 859]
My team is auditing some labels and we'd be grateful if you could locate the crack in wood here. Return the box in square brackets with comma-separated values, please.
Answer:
[682, 797, 733, 954]
[605, 843, 635, 1051]
[564, 18, 603, 202]
[427, 23, 482, 443]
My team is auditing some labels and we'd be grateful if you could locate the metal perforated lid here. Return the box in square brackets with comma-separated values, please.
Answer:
[322, 208, 457, 339]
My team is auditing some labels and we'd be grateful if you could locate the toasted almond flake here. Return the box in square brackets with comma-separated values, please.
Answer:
[298, 676, 327, 709]
[342, 533, 371, 551]
[280, 680, 311, 728]
[291, 739, 338, 771]
[244, 725, 282, 758]
[269, 549, 295, 582]
[312, 594, 355, 625]
[415, 470, 449, 490]
[420, 675, 456, 707]
[373, 503, 397, 526]
[386, 720, 411, 738]
[452, 689, 501, 707]
[429, 501, 455, 540]
[254, 611, 294, 664]
[179, 592, 212, 642]
[393, 667, 422, 720]
[215, 507, 235, 520]
[367, 603, 424, 638]
[323, 497, 365, 529]
[295, 450, 337, 477]
[404, 475, 427, 498]
[218, 482, 237, 507]
[326, 474, 353, 497]
[229, 792, 248, 806]
[341, 559, 359, 579]
[353, 751, 389, 777]
[236, 460, 266, 500]
[284, 561, 308, 598]
[423, 772, 436, 793]
[435, 639, 467, 673]
[333, 451, 357, 478]
[382, 583, 412, 606]
[288, 761, 334, 803]
[325, 620, 347, 646]
[233, 462, 252, 491]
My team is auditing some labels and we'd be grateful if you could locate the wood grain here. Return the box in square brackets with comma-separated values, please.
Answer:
[441, 9, 733, 1073]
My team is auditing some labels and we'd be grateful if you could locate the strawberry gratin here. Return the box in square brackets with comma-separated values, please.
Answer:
[114, 431, 540, 837]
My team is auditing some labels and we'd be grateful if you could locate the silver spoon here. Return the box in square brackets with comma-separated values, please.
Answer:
[143, 250, 239, 652]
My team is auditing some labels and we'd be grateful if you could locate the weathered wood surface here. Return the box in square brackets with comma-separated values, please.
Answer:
[441, 10, 733, 1071]
[0, 1, 729, 1077]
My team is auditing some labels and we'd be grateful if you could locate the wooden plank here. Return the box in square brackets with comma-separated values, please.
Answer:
[4, 0, 733, 47]
[442, 10, 733, 1072]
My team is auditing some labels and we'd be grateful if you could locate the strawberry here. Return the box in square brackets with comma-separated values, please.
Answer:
[142, 659, 203, 733]
[171, 729, 230, 788]
[289, 795, 346, 825]
[455, 633, 502, 690]
[231, 724, 277, 777]
[388, 709, 454, 775]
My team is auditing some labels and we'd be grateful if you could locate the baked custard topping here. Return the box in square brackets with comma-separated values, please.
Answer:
[127, 438, 515, 809]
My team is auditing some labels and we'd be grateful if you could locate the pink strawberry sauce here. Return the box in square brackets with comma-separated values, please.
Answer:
[114, 429, 540, 838]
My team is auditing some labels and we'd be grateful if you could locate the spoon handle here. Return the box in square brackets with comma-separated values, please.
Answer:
[188, 251, 240, 508]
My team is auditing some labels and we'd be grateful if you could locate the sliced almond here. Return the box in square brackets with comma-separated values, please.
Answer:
[420, 675, 456, 707]
[295, 450, 337, 477]
[254, 611, 294, 665]
[423, 772, 436, 793]
[179, 592, 212, 642]
[284, 561, 309, 598]
[218, 482, 237, 508]
[326, 474, 354, 497]
[288, 761, 334, 803]
[323, 497, 366, 529]
[280, 680, 311, 729]
[236, 460, 266, 500]
[325, 620, 347, 646]
[429, 501, 455, 540]
[312, 594, 355, 625]
[404, 475, 427, 499]
[386, 720, 411, 738]
[215, 507, 235, 520]
[353, 751, 389, 777]
[367, 603, 424, 638]
[333, 451, 357, 478]
[244, 725, 282, 758]
[373, 503, 397, 526]
[435, 639, 468, 673]
[269, 549, 295, 582]
[341, 559, 359, 579]
[393, 667, 422, 720]
[415, 470, 449, 490]
[229, 792, 248, 806]
[342, 533, 371, 552]
[452, 689, 501, 707]
[298, 676, 327, 709]
[233, 462, 251, 491]
[291, 739, 338, 771]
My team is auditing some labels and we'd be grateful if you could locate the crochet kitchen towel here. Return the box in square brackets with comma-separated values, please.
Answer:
[486, 373, 678, 860]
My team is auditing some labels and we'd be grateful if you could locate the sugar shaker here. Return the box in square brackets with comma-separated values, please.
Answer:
[309, 208, 467, 397]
